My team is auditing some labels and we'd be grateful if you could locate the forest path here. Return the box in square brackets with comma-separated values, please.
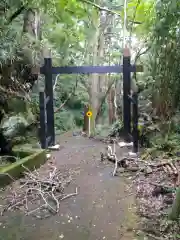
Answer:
[0, 133, 139, 240]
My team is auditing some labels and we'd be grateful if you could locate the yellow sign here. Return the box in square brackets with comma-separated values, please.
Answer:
[86, 111, 92, 118]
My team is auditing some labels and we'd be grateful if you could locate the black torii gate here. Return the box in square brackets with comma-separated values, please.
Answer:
[38, 48, 142, 153]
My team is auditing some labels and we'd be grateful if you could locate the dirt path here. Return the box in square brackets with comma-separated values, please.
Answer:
[0, 134, 139, 240]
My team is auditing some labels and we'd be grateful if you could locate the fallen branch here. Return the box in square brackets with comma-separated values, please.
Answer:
[60, 187, 78, 201]
[105, 140, 123, 176]
[0, 165, 77, 218]
[102, 144, 131, 168]
[101, 142, 180, 179]
[112, 154, 118, 176]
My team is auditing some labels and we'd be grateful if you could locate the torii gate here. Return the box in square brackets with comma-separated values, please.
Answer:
[37, 47, 142, 153]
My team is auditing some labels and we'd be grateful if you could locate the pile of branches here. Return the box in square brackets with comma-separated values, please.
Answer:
[101, 140, 138, 176]
[101, 141, 180, 239]
[101, 141, 179, 183]
[0, 165, 78, 218]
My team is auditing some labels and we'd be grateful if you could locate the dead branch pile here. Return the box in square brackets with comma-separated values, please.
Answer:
[101, 141, 179, 182]
[100, 140, 137, 176]
[0, 165, 78, 218]
[100, 140, 180, 238]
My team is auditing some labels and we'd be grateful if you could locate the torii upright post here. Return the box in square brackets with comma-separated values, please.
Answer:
[123, 48, 131, 141]
[44, 58, 55, 147]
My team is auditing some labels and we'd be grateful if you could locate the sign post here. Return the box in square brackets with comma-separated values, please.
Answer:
[86, 110, 92, 137]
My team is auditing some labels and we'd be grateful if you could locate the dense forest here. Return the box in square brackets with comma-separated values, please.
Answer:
[0, 0, 179, 136]
[0, 0, 180, 238]
[0, 0, 179, 140]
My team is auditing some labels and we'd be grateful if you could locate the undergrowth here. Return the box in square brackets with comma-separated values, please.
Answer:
[141, 120, 180, 160]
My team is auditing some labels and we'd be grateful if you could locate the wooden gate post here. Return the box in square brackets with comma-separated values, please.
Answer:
[39, 91, 46, 149]
[132, 93, 138, 153]
[123, 48, 131, 139]
[44, 58, 55, 146]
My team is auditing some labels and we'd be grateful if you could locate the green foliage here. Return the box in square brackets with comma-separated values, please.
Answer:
[94, 124, 112, 137]
[55, 110, 76, 133]
[151, 133, 180, 152]
[0, 0, 94, 135]
[1, 0, 180, 145]
[150, 0, 180, 118]
[1, 115, 29, 138]
[109, 120, 123, 135]
[53, 74, 88, 132]
[126, 0, 155, 36]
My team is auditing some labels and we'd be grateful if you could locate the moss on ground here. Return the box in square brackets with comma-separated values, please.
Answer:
[0, 149, 46, 186]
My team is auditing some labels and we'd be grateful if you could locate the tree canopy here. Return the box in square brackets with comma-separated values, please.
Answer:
[0, 0, 179, 134]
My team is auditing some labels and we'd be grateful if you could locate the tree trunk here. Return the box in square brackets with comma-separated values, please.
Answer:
[108, 87, 116, 124]
[89, 8, 100, 134]
[21, 8, 41, 89]
[23, 8, 41, 61]
[23, 8, 41, 40]
[90, 11, 113, 129]
[96, 13, 106, 125]
[106, 14, 117, 123]
[115, 79, 123, 119]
